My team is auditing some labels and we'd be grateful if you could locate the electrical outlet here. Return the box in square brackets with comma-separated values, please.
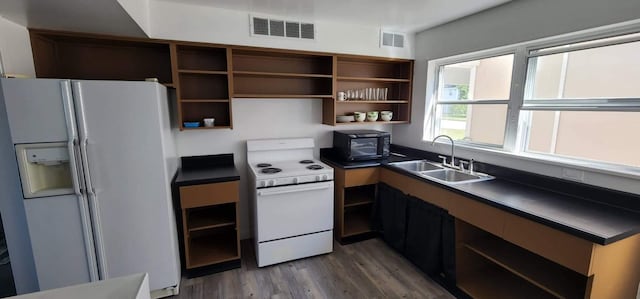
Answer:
[562, 168, 584, 182]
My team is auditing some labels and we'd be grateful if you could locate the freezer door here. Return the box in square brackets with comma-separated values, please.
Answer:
[72, 81, 179, 291]
[23, 194, 94, 290]
[0, 78, 68, 143]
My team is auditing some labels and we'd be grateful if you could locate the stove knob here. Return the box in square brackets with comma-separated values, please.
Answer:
[269, 180, 276, 186]
[293, 178, 299, 184]
[315, 175, 321, 181]
[322, 175, 328, 181]
[260, 181, 266, 188]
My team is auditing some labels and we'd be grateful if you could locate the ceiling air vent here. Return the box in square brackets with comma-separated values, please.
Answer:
[381, 30, 406, 48]
[251, 15, 315, 40]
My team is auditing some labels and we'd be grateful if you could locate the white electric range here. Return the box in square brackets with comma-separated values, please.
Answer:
[247, 138, 334, 267]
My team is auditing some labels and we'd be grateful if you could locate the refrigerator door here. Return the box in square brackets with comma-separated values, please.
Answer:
[23, 194, 94, 290]
[72, 81, 180, 292]
[18, 80, 99, 291]
[0, 78, 68, 143]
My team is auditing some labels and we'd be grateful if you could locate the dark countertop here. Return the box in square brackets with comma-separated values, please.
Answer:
[320, 148, 640, 245]
[173, 154, 240, 187]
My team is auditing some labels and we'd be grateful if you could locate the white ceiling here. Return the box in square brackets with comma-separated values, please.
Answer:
[0, 0, 147, 37]
[0, 0, 510, 37]
[156, 0, 511, 33]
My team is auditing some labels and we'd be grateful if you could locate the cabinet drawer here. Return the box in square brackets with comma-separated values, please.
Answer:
[449, 195, 507, 238]
[502, 213, 594, 275]
[180, 181, 239, 209]
[344, 168, 379, 187]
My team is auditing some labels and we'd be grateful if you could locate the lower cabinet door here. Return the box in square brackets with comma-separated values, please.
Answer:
[404, 196, 443, 275]
[405, 196, 457, 288]
[376, 183, 407, 252]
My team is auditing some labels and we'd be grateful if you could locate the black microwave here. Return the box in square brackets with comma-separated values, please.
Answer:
[333, 130, 391, 161]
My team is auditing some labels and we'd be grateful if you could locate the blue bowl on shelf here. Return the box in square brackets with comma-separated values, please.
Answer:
[183, 122, 200, 128]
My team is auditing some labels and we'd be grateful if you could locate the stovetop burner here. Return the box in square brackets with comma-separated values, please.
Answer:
[306, 165, 324, 170]
[261, 167, 282, 174]
[257, 163, 272, 168]
[299, 160, 314, 164]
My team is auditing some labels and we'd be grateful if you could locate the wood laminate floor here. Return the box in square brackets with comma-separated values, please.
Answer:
[172, 238, 455, 299]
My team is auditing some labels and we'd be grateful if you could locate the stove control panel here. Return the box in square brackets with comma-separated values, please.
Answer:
[257, 172, 334, 188]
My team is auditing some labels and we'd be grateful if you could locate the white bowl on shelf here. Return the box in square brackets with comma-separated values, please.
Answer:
[336, 115, 355, 123]
[353, 112, 366, 122]
[366, 111, 379, 122]
[380, 111, 393, 121]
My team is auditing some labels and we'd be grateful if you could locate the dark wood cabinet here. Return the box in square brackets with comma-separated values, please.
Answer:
[176, 181, 240, 272]
[29, 29, 414, 130]
[30, 30, 173, 85]
[323, 57, 413, 126]
[334, 167, 379, 242]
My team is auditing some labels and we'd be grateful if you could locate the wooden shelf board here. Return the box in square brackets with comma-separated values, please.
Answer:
[458, 265, 555, 299]
[336, 100, 409, 104]
[233, 71, 332, 78]
[181, 126, 232, 131]
[188, 206, 236, 233]
[162, 83, 175, 88]
[233, 94, 332, 98]
[178, 69, 228, 75]
[335, 120, 409, 125]
[464, 238, 586, 299]
[343, 208, 372, 237]
[337, 76, 411, 83]
[187, 231, 239, 269]
[180, 99, 230, 103]
[344, 188, 375, 208]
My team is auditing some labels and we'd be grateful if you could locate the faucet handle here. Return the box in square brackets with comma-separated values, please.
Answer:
[438, 155, 448, 165]
[469, 159, 475, 174]
[459, 160, 469, 172]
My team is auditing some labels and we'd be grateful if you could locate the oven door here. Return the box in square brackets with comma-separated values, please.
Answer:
[256, 181, 334, 243]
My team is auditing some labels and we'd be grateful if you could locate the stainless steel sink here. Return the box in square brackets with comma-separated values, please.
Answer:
[389, 160, 494, 185]
[389, 160, 443, 172]
[418, 168, 493, 184]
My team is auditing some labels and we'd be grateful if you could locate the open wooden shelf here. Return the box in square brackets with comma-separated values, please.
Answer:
[187, 228, 239, 269]
[178, 70, 228, 75]
[176, 45, 227, 72]
[187, 203, 236, 232]
[180, 99, 229, 103]
[458, 263, 556, 299]
[181, 126, 232, 130]
[234, 94, 331, 98]
[464, 237, 587, 299]
[343, 206, 373, 237]
[337, 100, 410, 104]
[180, 101, 231, 128]
[337, 76, 411, 82]
[344, 185, 375, 208]
[233, 71, 332, 78]
[336, 121, 409, 126]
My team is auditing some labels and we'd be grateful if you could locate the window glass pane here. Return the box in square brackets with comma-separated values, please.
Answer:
[526, 111, 640, 167]
[527, 39, 640, 99]
[436, 104, 507, 145]
[438, 54, 514, 101]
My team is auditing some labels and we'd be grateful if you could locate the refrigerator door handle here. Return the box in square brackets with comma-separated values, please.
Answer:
[72, 81, 109, 280]
[61, 81, 83, 196]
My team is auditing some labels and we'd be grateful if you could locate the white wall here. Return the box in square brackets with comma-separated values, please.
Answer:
[117, 0, 151, 35]
[0, 17, 35, 77]
[149, 1, 414, 59]
[176, 99, 391, 238]
[393, 0, 640, 195]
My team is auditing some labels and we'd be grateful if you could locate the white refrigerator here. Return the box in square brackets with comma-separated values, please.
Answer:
[0, 78, 180, 297]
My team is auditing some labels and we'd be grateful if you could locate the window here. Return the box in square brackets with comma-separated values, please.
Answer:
[427, 27, 640, 171]
[434, 54, 514, 146]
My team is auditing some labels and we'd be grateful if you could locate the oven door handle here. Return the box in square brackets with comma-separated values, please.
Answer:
[257, 184, 332, 196]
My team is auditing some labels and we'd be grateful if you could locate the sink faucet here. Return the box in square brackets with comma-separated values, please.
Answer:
[432, 134, 458, 169]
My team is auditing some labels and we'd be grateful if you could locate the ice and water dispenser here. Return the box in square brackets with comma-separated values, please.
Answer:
[14, 143, 74, 198]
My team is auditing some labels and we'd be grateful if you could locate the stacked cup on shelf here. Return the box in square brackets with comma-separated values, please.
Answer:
[340, 88, 389, 101]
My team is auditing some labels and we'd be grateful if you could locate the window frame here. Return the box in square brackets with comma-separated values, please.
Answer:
[425, 19, 640, 174]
